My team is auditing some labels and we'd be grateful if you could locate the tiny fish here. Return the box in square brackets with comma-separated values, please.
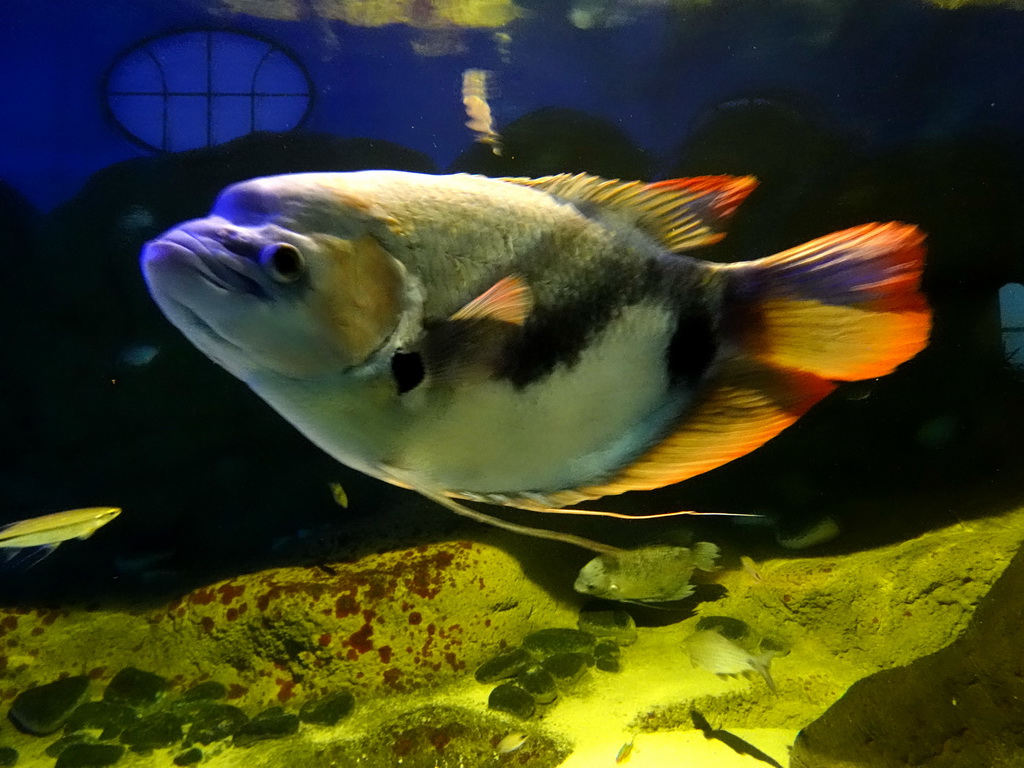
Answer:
[0, 507, 121, 566]
[683, 630, 777, 693]
[141, 171, 930, 548]
[739, 555, 762, 582]
[328, 482, 349, 508]
[574, 542, 719, 603]
[497, 730, 528, 753]
[462, 69, 503, 155]
[615, 737, 635, 763]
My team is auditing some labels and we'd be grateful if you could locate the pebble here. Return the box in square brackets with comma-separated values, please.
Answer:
[179, 681, 227, 702]
[54, 743, 124, 768]
[577, 609, 638, 646]
[474, 648, 532, 683]
[46, 734, 89, 758]
[103, 667, 168, 708]
[540, 652, 590, 685]
[233, 707, 299, 746]
[9, 675, 91, 735]
[119, 712, 183, 751]
[516, 666, 557, 704]
[64, 701, 139, 739]
[0, 747, 15, 767]
[186, 703, 248, 745]
[695, 615, 750, 641]
[594, 640, 622, 673]
[298, 690, 355, 726]
[487, 683, 536, 719]
[173, 747, 203, 766]
[522, 628, 595, 658]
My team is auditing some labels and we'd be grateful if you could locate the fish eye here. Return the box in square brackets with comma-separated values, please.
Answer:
[261, 243, 305, 283]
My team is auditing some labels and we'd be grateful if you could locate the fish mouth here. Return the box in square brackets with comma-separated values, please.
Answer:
[143, 229, 272, 300]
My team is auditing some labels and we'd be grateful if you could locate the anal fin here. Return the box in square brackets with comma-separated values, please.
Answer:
[571, 357, 835, 498]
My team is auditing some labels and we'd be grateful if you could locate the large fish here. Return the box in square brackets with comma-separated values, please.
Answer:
[141, 171, 929, 530]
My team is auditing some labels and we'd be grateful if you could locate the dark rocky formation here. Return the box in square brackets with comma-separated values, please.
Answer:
[791, 540, 1024, 767]
[8, 676, 90, 735]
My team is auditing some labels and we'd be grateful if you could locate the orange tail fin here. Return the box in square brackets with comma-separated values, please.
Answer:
[720, 223, 931, 381]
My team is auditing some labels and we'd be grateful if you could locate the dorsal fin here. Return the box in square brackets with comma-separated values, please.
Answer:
[500, 173, 757, 253]
[450, 275, 533, 325]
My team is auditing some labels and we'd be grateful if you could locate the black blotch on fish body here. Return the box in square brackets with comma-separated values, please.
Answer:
[496, 255, 664, 388]
[666, 312, 718, 387]
[391, 351, 426, 394]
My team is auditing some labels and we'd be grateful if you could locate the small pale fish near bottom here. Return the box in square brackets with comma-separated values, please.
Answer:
[683, 629, 777, 693]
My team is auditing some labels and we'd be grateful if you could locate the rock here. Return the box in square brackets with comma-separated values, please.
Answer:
[516, 666, 558, 705]
[64, 701, 139, 739]
[522, 628, 596, 658]
[594, 640, 621, 673]
[577, 609, 637, 646]
[185, 703, 248, 745]
[0, 746, 15, 767]
[695, 616, 750, 641]
[233, 707, 299, 747]
[474, 648, 533, 683]
[178, 681, 226, 702]
[298, 691, 355, 726]
[791, 537, 1024, 768]
[540, 653, 591, 686]
[54, 743, 124, 768]
[8, 675, 90, 735]
[487, 683, 535, 719]
[173, 747, 203, 766]
[103, 667, 168, 708]
[119, 712, 183, 751]
[46, 734, 90, 758]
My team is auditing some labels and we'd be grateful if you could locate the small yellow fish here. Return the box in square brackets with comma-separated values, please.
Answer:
[328, 482, 349, 508]
[0, 507, 121, 565]
[615, 737, 635, 763]
[496, 730, 528, 754]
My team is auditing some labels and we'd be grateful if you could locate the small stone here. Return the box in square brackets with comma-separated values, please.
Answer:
[516, 665, 558, 704]
[594, 640, 622, 673]
[119, 712, 183, 751]
[179, 682, 227, 702]
[173, 747, 203, 766]
[233, 707, 299, 747]
[695, 615, 749, 641]
[0, 747, 16, 767]
[540, 653, 590, 685]
[298, 691, 355, 726]
[103, 667, 168, 708]
[522, 628, 595, 658]
[487, 683, 535, 719]
[46, 734, 90, 758]
[759, 636, 791, 656]
[9, 675, 91, 735]
[65, 701, 139, 739]
[578, 609, 638, 646]
[186, 704, 248, 745]
[474, 648, 532, 683]
[54, 743, 124, 768]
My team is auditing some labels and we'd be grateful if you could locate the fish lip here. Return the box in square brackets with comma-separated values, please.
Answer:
[144, 231, 272, 300]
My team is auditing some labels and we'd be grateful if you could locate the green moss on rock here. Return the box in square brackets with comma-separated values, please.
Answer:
[103, 667, 168, 708]
[9, 675, 90, 735]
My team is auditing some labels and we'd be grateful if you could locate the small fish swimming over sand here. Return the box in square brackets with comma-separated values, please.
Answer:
[140, 171, 930, 547]
[462, 69, 503, 155]
[683, 629, 777, 693]
[496, 730, 528, 754]
[575, 542, 719, 603]
[0, 507, 121, 566]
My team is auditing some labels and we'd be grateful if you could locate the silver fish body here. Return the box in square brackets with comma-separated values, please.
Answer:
[141, 171, 929, 513]
[683, 629, 777, 692]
